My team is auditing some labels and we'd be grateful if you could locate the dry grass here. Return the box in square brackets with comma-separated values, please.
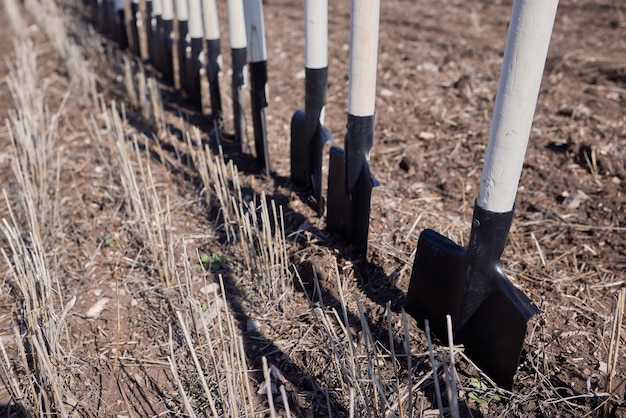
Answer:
[0, 0, 623, 417]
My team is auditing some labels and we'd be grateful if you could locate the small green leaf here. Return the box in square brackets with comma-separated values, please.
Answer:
[97, 233, 117, 247]
[469, 378, 487, 390]
[468, 392, 486, 404]
[199, 252, 229, 272]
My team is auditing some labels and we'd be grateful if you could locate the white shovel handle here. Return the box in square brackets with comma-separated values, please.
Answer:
[175, 0, 188, 21]
[347, 0, 380, 117]
[202, 0, 220, 41]
[153, 0, 162, 16]
[478, 0, 559, 213]
[305, 0, 328, 69]
[244, 0, 267, 63]
[227, 0, 247, 49]
[162, 0, 174, 20]
[188, 0, 204, 38]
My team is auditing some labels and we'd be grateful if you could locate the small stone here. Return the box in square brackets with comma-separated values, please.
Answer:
[418, 131, 436, 140]
[85, 297, 110, 318]
[203, 299, 225, 321]
[257, 380, 278, 395]
[417, 62, 438, 72]
[562, 190, 589, 210]
[247, 319, 261, 333]
[200, 282, 220, 296]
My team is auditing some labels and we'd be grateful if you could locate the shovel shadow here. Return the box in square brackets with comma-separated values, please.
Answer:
[0, 403, 28, 418]
[215, 269, 349, 416]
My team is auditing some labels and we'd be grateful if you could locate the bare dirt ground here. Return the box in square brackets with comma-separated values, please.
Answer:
[0, 0, 625, 416]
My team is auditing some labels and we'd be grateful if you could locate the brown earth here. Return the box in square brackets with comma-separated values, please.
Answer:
[0, 0, 625, 416]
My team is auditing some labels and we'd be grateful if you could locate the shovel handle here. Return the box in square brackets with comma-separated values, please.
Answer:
[175, 0, 188, 21]
[244, 0, 267, 63]
[305, 0, 328, 70]
[347, 0, 380, 117]
[478, 0, 559, 213]
[188, 0, 204, 39]
[162, 0, 174, 20]
[227, 0, 247, 49]
[202, 0, 220, 41]
[152, 0, 162, 16]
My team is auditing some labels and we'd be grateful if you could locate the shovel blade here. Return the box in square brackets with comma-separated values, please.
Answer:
[457, 277, 539, 390]
[129, 2, 141, 56]
[185, 38, 203, 109]
[406, 228, 540, 389]
[327, 146, 377, 255]
[405, 229, 467, 340]
[290, 110, 307, 180]
[290, 111, 328, 214]
[206, 39, 223, 121]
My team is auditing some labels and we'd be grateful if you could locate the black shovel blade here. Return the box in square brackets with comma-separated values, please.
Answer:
[457, 277, 539, 390]
[176, 21, 189, 91]
[113, 10, 129, 49]
[405, 229, 467, 339]
[205, 38, 223, 121]
[129, 2, 141, 56]
[159, 20, 175, 84]
[405, 223, 540, 389]
[185, 38, 203, 109]
[251, 92, 270, 175]
[290, 112, 329, 214]
[231, 47, 247, 149]
[250, 61, 270, 175]
[149, 17, 162, 70]
[144, 2, 153, 59]
[327, 146, 378, 255]
[290, 67, 330, 214]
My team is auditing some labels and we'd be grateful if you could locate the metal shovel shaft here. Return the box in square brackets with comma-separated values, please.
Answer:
[159, 0, 175, 84]
[231, 47, 247, 148]
[249, 61, 270, 175]
[245, 0, 270, 174]
[290, 0, 329, 212]
[227, 0, 247, 148]
[185, 0, 204, 108]
[460, 0, 559, 323]
[175, 0, 189, 91]
[202, 0, 223, 120]
[326, 0, 380, 255]
[129, 0, 141, 56]
[406, 0, 559, 390]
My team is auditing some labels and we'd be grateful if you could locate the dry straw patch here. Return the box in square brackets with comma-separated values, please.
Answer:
[0, 0, 624, 416]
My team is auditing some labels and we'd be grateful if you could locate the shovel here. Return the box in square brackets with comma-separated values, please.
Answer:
[202, 0, 224, 126]
[111, 0, 129, 48]
[290, 0, 332, 214]
[174, 0, 190, 91]
[227, 0, 248, 149]
[148, 0, 163, 67]
[144, 0, 154, 60]
[405, 0, 559, 390]
[244, 0, 270, 175]
[156, 0, 175, 84]
[129, 0, 141, 56]
[96, 0, 111, 34]
[185, 0, 205, 109]
[326, 0, 380, 255]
